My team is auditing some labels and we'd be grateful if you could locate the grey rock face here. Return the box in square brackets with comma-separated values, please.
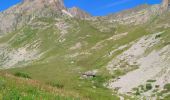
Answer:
[162, 0, 170, 10]
[0, 0, 66, 35]
[104, 4, 163, 25]
[95, 0, 169, 25]
[82, 70, 98, 78]
[0, 0, 92, 35]
[68, 7, 91, 19]
[0, 0, 169, 36]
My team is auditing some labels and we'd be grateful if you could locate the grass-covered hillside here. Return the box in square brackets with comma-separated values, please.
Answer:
[0, 72, 81, 100]
[1, 17, 122, 100]
[0, 0, 170, 99]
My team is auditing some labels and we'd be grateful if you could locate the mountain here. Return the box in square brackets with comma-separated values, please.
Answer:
[162, 0, 170, 10]
[0, 0, 90, 36]
[68, 7, 91, 19]
[0, 0, 170, 100]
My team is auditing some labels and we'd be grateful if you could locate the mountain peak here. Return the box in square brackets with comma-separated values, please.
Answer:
[21, 0, 66, 11]
[162, 0, 170, 10]
[68, 7, 91, 18]
[49, 0, 66, 10]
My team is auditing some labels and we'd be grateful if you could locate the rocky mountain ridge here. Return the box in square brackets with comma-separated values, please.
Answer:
[101, 0, 169, 25]
[0, 0, 91, 36]
[0, 0, 169, 35]
[68, 7, 91, 19]
[0, 0, 170, 100]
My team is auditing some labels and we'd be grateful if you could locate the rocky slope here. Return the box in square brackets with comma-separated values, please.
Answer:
[68, 7, 91, 19]
[0, 0, 90, 36]
[0, 0, 170, 100]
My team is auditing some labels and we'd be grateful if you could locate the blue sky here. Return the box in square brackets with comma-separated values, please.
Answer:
[0, 0, 21, 11]
[0, 0, 162, 16]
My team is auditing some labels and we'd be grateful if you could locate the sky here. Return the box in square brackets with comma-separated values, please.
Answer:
[0, 0, 162, 16]
[0, 0, 21, 11]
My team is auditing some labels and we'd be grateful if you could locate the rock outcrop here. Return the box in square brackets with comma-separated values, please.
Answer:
[102, 0, 170, 25]
[0, 0, 91, 36]
[68, 7, 91, 19]
[0, 0, 66, 35]
[162, 0, 169, 10]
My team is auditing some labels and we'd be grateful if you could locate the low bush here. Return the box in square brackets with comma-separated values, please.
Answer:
[14, 72, 31, 79]
[155, 34, 161, 39]
[147, 79, 156, 83]
[47, 82, 64, 89]
[146, 83, 152, 90]
[135, 90, 140, 95]
[0, 78, 6, 90]
[164, 83, 170, 91]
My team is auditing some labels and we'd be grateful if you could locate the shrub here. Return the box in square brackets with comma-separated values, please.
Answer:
[164, 83, 170, 91]
[146, 84, 152, 90]
[47, 82, 64, 89]
[155, 34, 161, 39]
[147, 79, 156, 83]
[14, 72, 31, 79]
[139, 85, 144, 90]
[3, 88, 21, 100]
[114, 69, 125, 76]
[135, 90, 140, 95]
[0, 78, 6, 90]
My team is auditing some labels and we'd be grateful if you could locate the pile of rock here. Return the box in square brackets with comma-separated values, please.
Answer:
[81, 70, 98, 78]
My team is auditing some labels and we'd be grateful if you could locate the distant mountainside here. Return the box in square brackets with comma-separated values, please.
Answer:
[0, 0, 91, 36]
[0, 0, 170, 100]
[68, 7, 91, 18]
